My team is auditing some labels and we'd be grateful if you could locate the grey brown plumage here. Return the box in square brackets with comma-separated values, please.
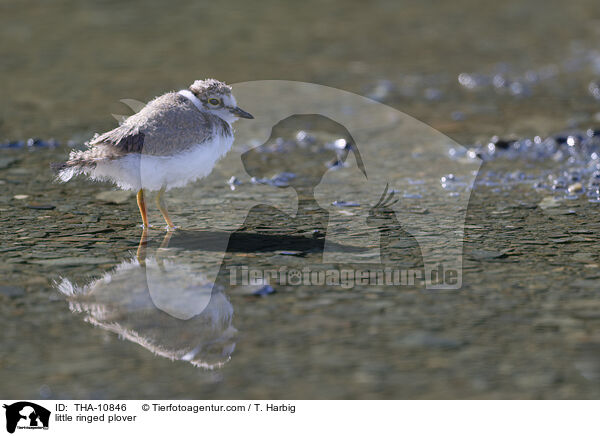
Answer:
[54, 92, 233, 175]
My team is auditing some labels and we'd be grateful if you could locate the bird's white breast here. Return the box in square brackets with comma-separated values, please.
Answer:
[88, 131, 234, 191]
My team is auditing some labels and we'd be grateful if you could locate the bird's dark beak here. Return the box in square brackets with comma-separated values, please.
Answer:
[230, 106, 254, 119]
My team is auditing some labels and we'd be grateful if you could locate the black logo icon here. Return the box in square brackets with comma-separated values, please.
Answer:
[3, 402, 50, 434]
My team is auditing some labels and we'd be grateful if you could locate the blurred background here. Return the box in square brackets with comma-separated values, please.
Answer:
[2, 0, 600, 144]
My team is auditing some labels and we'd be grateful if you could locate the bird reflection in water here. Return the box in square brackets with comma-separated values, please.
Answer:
[56, 229, 237, 369]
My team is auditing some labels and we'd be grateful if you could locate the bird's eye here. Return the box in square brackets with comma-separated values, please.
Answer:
[208, 98, 220, 106]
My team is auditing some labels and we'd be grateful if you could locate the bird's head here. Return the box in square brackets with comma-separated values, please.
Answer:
[188, 79, 253, 124]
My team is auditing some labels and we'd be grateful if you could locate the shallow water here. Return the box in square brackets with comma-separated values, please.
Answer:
[2, 0, 600, 399]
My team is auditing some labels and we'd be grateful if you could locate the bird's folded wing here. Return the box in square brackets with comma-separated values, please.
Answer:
[88, 93, 224, 156]
[89, 125, 145, 154]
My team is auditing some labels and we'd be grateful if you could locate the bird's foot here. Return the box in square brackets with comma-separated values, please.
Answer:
[140, 223, 154, 229]
[165, 225, 179, 232]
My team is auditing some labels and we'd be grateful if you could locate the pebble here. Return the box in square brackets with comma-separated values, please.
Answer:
[424, 88, 443, 100]
[332, 201, 360, 207]
[227, 176, 241, 191]
[571, 310, 600, 320]
[490, 136, 516, 150]
[332, 138, 351, 150]
[0, 157, 20, 169]
[451, 111, 466, 121]
[276, 250, 305, 257]
[39, 385, 52, 399]
[94, 190, 133, 204]
[26, 202, 56, 210]
[251, 172, 297, 187]
[0, 285, 25, 297]
[326, 157, 345, 170]
[252, 285, 276, 296]
[568, 182, 583, 193]
[539, 196, 561, 209]
[408, 207, 429, 214]
[0, 141, 25, 149]
[295, 130, 316, 145]
[458, 72, 488, 90]
[397, 331, 464, 350]
[589, 81, 600, 100]
[30, 257, 115, 266]
[366, 80, 396, 102]
[469, 249, 507, 260]
[0, 138, 59, 149]
[533, 317, 582, 330]
[13, 194, 29, 200]
[572, 252, 596, 263]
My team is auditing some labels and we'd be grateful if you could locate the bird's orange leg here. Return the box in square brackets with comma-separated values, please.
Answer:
[155, 230, 174, 269]
[136, 188, 150, 229]
[156, 186, 176, 231]
[136, 227, 149, 265]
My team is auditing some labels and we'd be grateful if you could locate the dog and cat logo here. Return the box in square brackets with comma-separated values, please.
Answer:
[3, 402, 50, 433]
